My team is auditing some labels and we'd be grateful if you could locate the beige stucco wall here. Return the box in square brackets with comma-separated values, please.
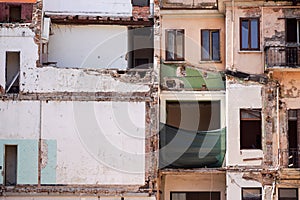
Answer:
[160, 11, 225, 71]
[225, 3, 264, 74]
[162, 173, 226, 200]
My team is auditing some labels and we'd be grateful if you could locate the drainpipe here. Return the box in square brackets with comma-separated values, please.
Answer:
[276, 84, 280, 167]
[231, 0, 235, 69]
[150, 0, 154, 17]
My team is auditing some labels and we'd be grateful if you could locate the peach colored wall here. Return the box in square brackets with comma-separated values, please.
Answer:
[273, 71, 300, 109]
[225, 4, 264, 74]
[161, 13, 225, 71]
[162, 173, 226, 200]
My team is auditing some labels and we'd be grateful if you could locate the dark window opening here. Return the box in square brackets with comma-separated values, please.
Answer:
[171, 192, 220, 200]
[166, 29, 184, 61]
[242, 188, 262, 200]
[5, 145, 17, 186]
[279, 188, 298, 200]
[201, 30, 220, 61]
[285, 19, 300, 66]
[128, 27, 153, 69]
[5, 52, 20, 94]
[9, 5, 21, 23]
[132, 0, 149, 6]
[166, 101, 220, 131]
[240, 18, 260, 50]
[288, 110, 300, 168]
[286, 18, 299, 43]
[240, 109, 262, 149]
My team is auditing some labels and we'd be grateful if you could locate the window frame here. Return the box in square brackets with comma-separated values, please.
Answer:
[240, 109, 262, 150]
[171, 191, 221, 200]
[201, 29, 221, 61]
[165, 29, 185, 61]
[278, 188, 298, 200]
[240, 18, 260, 51]
[242, 188, 262, 200]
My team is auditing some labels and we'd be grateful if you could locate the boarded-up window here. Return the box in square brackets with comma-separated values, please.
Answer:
[240, 18, 260, 50]
[171, 192, 220, 200]
[5, 145, 17, 186]
[166, 101, 220, 131]
[240, 109, 262, 149]
[201, 30, 220, 61]
[279, 188, 298, 200]
[166, 29, 184, 61]
[242, 188, 262, 200]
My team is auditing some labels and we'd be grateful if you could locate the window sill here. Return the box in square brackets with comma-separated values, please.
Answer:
[199, 60, 222, 64]
[163, 60, 186, 64]
[238, 50, 263, 54]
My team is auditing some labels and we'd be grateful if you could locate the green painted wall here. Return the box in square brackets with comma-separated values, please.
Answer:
[0, 139, 57, 185]
[41, 140, 57, 184]
[160, 64, 225, 90]
[0, 140, 38, 184]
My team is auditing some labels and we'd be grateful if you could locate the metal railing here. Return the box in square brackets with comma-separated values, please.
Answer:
[280, 148, 300, 168]
[265, 45, 300, 68]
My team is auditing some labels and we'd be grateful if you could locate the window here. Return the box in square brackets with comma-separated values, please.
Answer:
[166, 101, 220, 131]
[132, 0, 149, 6]
[286, 18, 300, 43]
[5, 145, 17, 186]
[9, 5, 21, 23]
[166, 29, 184, 61]
[201, 30, 220, 61]
[242, 188, 262, 200]
[240, 18, 260, 50]
[240, 109, 262, 149]
[279, 188, 298, 200]
[288, 110, 300, 168]
[6, 52, 20, 93]
[171, 192, 220, 200]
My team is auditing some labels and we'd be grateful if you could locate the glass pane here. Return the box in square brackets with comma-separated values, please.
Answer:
[172, 193, 186, 200]
[212, 31, 220, 60]
[176, 31, 184, 60]
[201, 30, 210, 60]
[167, 31, 175, 60]
[251, 19, 259, 49]
[279, 189, 298, 198]
[242, 188, 261, 200]
[241, 20, 249, 49]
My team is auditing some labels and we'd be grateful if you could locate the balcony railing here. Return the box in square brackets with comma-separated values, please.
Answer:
[265, 45, 300, 68]
[279, 148, 300, 168]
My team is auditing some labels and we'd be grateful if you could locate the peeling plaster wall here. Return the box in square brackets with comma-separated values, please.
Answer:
[0, 27, 38, 93]
[160, 13, 225, 71]
[0, 27, 150, 93]
[162, 174, 226, 200]
[226, 83, 264, 166]
[226, 172, 272, 200]
[0, 197, 156, 200]
[48, 25, 128, 69]
[43, 0, 132, 17]
[225, 5, 264, 74]
[42, 101, 146, 185]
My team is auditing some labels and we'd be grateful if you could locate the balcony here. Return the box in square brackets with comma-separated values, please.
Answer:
[265, 45, 300, 68]
[280, 148, 300, 168]
[159, 123, 226, 169]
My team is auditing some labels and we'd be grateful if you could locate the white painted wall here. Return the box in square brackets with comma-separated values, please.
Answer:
[43, 0, 132, 17]
[163, 173, 226, 200]
[226, 172, 264, 200]
[42, 101, 146, 184]
[0, 101, 40, 139]
[226, 83, 263, 166]
[0, 27, 149, 93]
[48, 25, 128, 69]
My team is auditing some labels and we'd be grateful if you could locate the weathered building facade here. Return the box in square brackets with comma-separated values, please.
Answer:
[0, 0, 300, 200]
[0, 0, 158, 199]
